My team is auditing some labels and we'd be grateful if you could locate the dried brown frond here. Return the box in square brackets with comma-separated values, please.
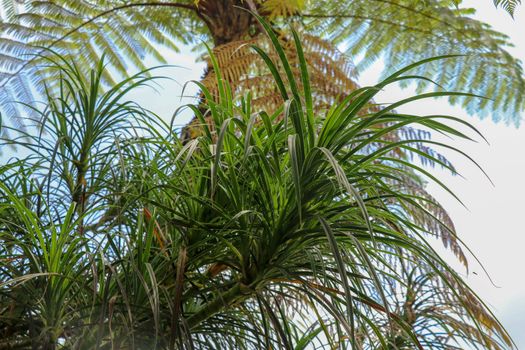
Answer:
[441, 272, 513, 349]
[200, 32, 358, 113]
[396, 175, 468, 267]
[182, 32, 359, 139]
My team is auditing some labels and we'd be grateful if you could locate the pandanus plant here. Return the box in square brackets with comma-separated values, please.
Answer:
[0, 21, 513, 350]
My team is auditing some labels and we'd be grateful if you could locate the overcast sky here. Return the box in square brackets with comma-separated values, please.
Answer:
[126, 1, 525, 346]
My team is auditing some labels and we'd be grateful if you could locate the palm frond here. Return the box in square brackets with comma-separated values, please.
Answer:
[303, 0, 525, 125]
[0, 0, 523, 132]
[0, 0, 200, 132]
[493, 0, 522, 16]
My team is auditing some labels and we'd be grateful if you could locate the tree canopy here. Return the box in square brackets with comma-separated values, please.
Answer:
[0, 0, 523, 132]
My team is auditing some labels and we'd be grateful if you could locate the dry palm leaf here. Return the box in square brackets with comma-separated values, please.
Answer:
[182, 32, 359, 139]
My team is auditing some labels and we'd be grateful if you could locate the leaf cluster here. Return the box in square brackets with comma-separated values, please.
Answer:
[0, 23, 514, 349]
[0, 0, 522, 132]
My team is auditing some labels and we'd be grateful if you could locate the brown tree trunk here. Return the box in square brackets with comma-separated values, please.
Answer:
[195, 0, 256, 45]
[181, 1, 262, 142]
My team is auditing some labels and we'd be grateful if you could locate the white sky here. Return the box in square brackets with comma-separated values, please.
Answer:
[126, 1, 525, 346]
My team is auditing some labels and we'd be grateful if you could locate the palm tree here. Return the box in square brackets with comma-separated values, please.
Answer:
[0, 0, 523, 133]
[0, 27, 514, 348]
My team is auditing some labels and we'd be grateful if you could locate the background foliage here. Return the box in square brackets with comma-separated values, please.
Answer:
[0, 0, 523, 135]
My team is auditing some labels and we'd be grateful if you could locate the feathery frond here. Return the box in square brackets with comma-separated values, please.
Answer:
[0, 0, 523, 132]
[493, 0, 522, 16]
[303, 0, 525, 125]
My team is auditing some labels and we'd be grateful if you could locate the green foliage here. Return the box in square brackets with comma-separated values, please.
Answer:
[0, 0, 198, 131]
[0, 25, 513, 349]
[493, 0, 522, 16]
[303, 0, 524, 125]
[0, 0, 522, 132]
